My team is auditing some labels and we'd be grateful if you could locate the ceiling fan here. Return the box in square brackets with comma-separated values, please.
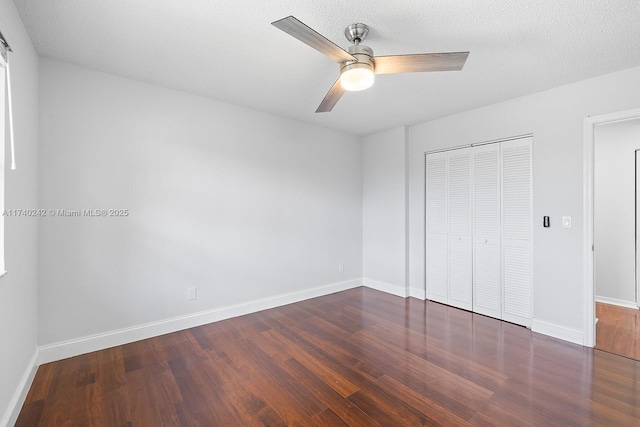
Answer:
[271, 16, 469, 113]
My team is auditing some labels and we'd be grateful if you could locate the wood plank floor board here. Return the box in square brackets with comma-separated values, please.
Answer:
[346, 389, 432, 427]
[34, 354, 95, 426]
[168, 356, 239, 426]
[350, 370, 475, 427]
[265, 314, 377, 393]
[487, 380, 592, 426]
[22, 361, 55, 402]
[361, 320, 509, 391]
[282, 358, 381, 427]
[589, 389, 640, 420]
[468, 399, 543, 427]
[353, 323, 497, 398]
[294, 315, 387, 381]
[216, 334, 320, 425]
[200, 343, 286, 426]
[374, 374, 473, 427]
[596, 301, 640, 360]
[14, 400, 44, 427]
[312, 407, 350, 426]
[287, 315, 380, 373]
[16, 287, 640, 426]
[348, 330, 491, 421]
[262, 328, 363, 397]
[238, 327, 292, 365]
[240, 337, 327, 418]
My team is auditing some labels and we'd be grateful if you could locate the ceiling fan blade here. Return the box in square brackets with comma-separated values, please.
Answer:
[272, 16, 356, 63]
[316, 78, 346, 113]
[374, 52, 469, 74]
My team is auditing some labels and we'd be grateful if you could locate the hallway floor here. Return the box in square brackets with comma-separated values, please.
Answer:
[596, 301, 640, 361]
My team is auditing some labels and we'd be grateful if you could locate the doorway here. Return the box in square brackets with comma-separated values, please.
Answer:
[586, 111, 640, 359]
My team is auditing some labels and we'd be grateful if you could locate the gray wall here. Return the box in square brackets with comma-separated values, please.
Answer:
[362, 127, 410, 296]
[407, 66, 640, 342]
[0, 0, 40, 425]
[37, 59, 363, 346]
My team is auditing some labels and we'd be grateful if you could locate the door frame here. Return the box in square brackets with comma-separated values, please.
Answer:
[583, 107, 640, 347]
[636, 150, 640, 308]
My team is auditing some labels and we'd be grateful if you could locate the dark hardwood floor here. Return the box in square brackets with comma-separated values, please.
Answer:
[17, 287, 640, 426]
[596, 301, 640, 361]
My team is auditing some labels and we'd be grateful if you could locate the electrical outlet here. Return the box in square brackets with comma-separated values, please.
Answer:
[338, 263, 344, 273]
[187, 287, 197, 301]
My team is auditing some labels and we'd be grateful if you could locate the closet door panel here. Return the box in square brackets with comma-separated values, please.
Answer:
[473, 145, 502, 318]
[426, 152, 448, 304]
[449, 236, 472, 309]
[474, 238, 501, 317]
[501, 137, 533, 327]
[503, 242, 532, 325]
[427, 239, 448, 302]
[448, 149, 473, 310]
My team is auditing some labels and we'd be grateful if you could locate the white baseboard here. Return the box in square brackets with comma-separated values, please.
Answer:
[1, 348, 39, 427]
[595, 295, 639, 310]
[39, 278, 363, 364]
[362, 278, 407, 297]
[531, 319, 584, 346]
[39, 280, 590, 369]
[409, 287, 426, 299]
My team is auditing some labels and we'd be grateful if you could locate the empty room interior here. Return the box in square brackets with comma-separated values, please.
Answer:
[2, 1, 640, 426]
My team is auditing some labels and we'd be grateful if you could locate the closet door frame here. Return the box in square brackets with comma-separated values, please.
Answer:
[424, 135, 533, 326]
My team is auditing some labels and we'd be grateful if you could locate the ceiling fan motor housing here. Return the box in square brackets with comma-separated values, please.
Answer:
[340, 44, 374, 77]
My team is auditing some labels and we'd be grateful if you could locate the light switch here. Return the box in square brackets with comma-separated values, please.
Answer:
[562, 216, 572, 228]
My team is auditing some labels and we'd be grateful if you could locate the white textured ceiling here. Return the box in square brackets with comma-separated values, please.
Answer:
[13, 0, 640, 136]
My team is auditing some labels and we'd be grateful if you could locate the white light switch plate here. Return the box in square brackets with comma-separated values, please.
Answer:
[562, 216, 572, 228]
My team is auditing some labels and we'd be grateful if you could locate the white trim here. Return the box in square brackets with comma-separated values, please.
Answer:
[583, 108, 640, 348]
[363, 278, 408, 297]
[531, 319, 583, 346]
[409, 287, 426, 299]
[404, 126, 412, 300]
[39, 279, 362, 364]
[595, 296, 639, 310]
[0, 348, 39, 427]
[423, 133, 534, 155]
[6, 60, 15, 170]
[0, 271, 6, 278]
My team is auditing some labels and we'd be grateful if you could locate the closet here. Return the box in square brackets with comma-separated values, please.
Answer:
[425, 136, 532, 327]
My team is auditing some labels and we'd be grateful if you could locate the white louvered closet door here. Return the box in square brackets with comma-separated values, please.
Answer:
[501, 137, 533, 327]
[447, 149, 473, 310]
[472, 144, 502, 319]
[425, 152, 448, 304]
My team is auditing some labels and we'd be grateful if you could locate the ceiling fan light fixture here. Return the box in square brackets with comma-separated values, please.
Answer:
[271, 16, 469, 112]
[340, 43, 375, 91]
[340, 63, 374, 91]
